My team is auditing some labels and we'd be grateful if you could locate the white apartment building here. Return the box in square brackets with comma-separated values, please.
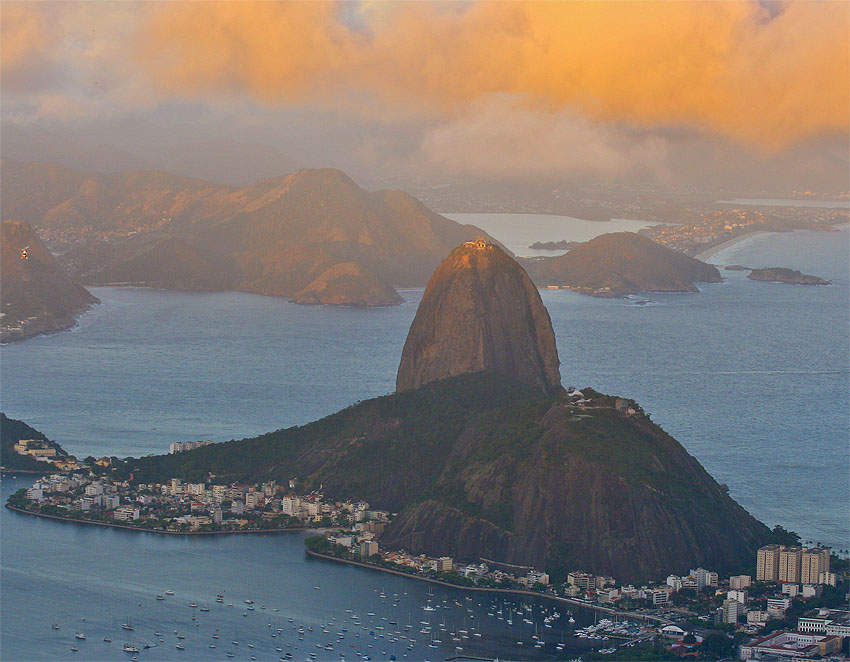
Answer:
[690, 567, 718, 589]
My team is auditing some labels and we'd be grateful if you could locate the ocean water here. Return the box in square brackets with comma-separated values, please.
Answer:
[1, 222, 848, 661]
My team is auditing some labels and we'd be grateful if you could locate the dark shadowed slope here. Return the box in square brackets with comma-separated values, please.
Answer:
[1, 220, 98, 343]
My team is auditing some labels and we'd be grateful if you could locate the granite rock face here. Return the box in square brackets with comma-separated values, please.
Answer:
[396, 240, 561, 395]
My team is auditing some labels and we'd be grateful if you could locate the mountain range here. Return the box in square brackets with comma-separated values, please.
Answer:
[3, 160, 725, 310]
[1, 160, 496, 306]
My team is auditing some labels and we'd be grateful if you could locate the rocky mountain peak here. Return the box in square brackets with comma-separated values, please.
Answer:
[396, 239, 562, 394]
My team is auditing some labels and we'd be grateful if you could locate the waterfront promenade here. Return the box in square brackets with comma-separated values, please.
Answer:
[304, 548, 672, 626]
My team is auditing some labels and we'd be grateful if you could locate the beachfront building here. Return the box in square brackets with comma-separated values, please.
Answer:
[739, 631, 841, 659]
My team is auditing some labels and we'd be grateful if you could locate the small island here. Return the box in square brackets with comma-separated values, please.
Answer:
[529, 239, 579, 251]
[747, 267, 830, 285]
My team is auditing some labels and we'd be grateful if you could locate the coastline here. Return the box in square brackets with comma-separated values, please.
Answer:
[304, 548, 670, 625]
[694, 231, 771, 262]
[4, 503, 306, 536]
[1, 468, 72, 475]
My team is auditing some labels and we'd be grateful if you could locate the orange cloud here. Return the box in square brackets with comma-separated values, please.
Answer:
[138, 1, 361, 102]
[6, 1, 848, 150]
[134, 1, 848, 150]
[0, 2, 55, 90]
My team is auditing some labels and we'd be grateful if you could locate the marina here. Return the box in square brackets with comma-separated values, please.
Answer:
[38, 583, 649, 661]
[1, 472, 648, 661]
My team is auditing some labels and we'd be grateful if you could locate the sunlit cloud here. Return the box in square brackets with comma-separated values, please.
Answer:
[134, 0, 848, 149]
[2, 0, 847, 154]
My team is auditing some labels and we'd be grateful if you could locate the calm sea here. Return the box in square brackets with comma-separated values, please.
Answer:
[1, 219, 848, 660]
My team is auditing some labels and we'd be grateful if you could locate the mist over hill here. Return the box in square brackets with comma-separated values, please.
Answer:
[1, 160, 497, 306]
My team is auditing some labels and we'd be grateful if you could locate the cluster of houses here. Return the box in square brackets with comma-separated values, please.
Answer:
[641, 206, 848, 255]
[18, 472, 389, 533]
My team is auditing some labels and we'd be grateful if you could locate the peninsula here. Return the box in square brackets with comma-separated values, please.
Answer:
[109, 239, 768, 583]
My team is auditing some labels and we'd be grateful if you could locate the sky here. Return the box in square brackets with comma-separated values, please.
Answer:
[2, 1, 848, 193]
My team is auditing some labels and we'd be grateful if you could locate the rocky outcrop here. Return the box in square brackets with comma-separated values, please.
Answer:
[747, 267, 830, 285]
[525, 232, 721, 297]
[396, 240, 561, 395]
[1, 220, 98, 342]
[291, 262, 405, 307]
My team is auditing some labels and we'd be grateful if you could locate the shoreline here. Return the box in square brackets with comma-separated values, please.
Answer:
[1, 468, 73, 475]
[4, 503, 307, 536]
[304, 548, 669, 625]
[694, 231, 771, 262]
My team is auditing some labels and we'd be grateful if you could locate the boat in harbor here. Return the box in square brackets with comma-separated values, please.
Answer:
[123, 643, 139, 653]
[75, 632, 86, 640]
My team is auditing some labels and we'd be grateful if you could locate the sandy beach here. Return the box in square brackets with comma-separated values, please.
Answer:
[695, 231, 771, 262]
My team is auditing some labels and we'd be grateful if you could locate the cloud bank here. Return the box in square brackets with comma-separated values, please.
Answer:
[135, 0, 849, 149]
[2, 1, 847, 181]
